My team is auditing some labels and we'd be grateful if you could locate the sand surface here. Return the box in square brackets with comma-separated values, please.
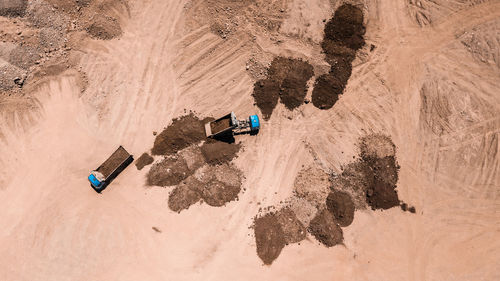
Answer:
[0, 0, 499, 280]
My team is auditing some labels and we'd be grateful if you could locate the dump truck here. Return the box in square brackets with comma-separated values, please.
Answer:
[88, 146, 133, 192]
[205, 112, 260, 138]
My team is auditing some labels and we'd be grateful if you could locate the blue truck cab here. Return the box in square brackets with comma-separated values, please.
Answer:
[249, 115, 260, 131]
[88, 172, 104, 189]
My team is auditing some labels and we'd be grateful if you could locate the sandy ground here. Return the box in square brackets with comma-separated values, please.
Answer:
[0, 0, 499, 280]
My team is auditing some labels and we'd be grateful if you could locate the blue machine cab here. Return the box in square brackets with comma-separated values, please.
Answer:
[249, 115, 260, 130]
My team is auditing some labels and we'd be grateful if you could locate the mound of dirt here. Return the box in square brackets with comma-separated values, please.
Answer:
[293, 165, 331, 207]
[252, 79, 280, 120]
[323, 4, 365, 51]
[307, 209, 343, 247]
[0, 63, 26, 91]
[177, 145, 205, 171]
[199, 179, 240, 207]
[86, 14, 122, 40]
[360, 134, 396, 159]
[135, 153, 154, 170]
[252, 57, 314, 119]
[254, 213, 286, 265]
[276, 208, 306, 244]
[331, 160, 374, 209]
[168, 176, 202, 213]
[312, 4, 365, 110]
[0, 0, 27, 17]
[146, 156, 191, 187]
[167, 163, 243, 212]
[8, 46, 41, 70]
[311, 73, 344, 110]
[326, 191, 355, 227]
[200, 140, 241, 165]
[151, 114, 207, 155]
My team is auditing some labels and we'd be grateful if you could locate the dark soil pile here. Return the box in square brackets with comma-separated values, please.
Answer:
[0, 0, 27, 17]
[326, 191, 355, 227]
[276, 208, 306, 244]
[364, 156, 400, 210]
[168, 177, 202, 213]
[200, 139, 241, 165]
[146, 156, 191, 187]
[400, 203, 416, 213]
[254, 213, 286, 265]
[312, 4, 365, 110]
[210, 117, 231, 134]
[135, 153, 154, 170]
[152, 114, 207, 155]
[252, 79, 280, 120]
[86, 14, 122, 40]
[252, 57, 314, 120]
[308, 209, 343, 247]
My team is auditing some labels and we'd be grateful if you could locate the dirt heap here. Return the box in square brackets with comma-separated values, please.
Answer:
[8, 45, 42, 70]
[275, 208, 307, 244]
[254, 212, 286, 265]
[167, 163, 243, 212]
[331, 160, 374, 209]
[135, 152, 154, 170]
[312, 4, 365, 110]
[200, 139, 241, 165]
[326, 191, 355, 227]
[364, 156, 400, 210]
[151, 114, 207, 155]
[293, 165, 331, 207]
[168, 176, 202, 213]
[0, 0, 27, 17]
[146, 155, 191, 187]
[86, 14, 122, 40]
[308, 209, 343, 247]
[252, 57, 314, 120]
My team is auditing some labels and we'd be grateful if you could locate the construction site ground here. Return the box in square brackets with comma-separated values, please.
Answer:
[0, 0, 499, 280]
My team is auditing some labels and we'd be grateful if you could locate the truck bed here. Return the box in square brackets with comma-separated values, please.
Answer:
[96, 146, 132, 178]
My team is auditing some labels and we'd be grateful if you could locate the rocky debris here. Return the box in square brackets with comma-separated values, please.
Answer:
[308, 209, 343, 247]
[8, 45, 41, 70]
[0, 0, 27, 17]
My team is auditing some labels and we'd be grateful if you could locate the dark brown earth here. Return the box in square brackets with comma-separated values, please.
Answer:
[0, 0, 27, 17]
[200, 139, 241, 165]
[308, 209, 343, 247]
[326, 191, 355, 227]
[146, 156, 191, 187]
[312, 4, 365, 110]
[86, 14, 122, 40]
[210, 116, 231, 134]
[151, 114, 207, 155]
[364, 156, 400, 210]
[135, 152, 154, 170]
[252, 79, 280, 120]
[252, 57, 314, 120]
[275, 208, 307, 244]
[254, 213, 286, 265]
